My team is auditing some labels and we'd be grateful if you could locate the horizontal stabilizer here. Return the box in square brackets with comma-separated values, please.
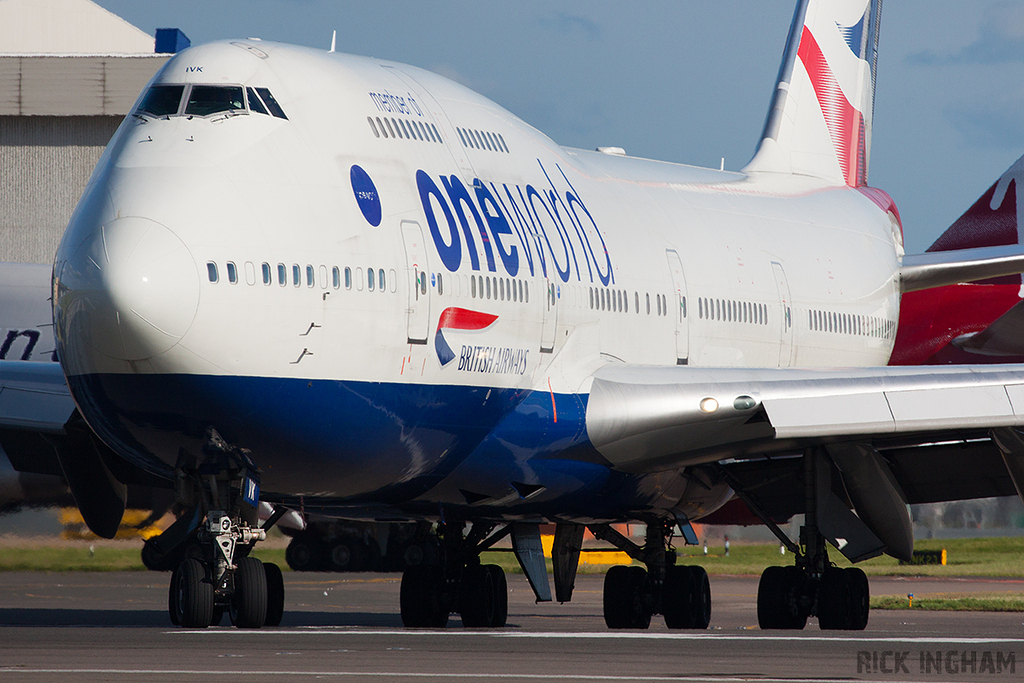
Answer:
[953, 298, 1024, 357]
[899, 245, 1024, 293]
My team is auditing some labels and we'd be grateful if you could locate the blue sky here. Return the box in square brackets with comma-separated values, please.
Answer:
[94, 0, 1024, 253]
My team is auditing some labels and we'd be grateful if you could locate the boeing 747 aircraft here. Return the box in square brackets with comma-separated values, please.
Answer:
[5, 0, 1024, 631]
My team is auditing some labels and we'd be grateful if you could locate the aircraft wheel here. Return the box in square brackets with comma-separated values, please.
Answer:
[285, 534, 326, 572]
[230, 556, 268, 628]
[329, 537, 367, 572]
[167, 564, 180, 626]
[688, 566, 712, 628]
[175, 558, 213, 628]
[603, 565, 651, 629]
[460, 564, 507, 627]
[757, 566, 806, 630]
[663, 565, 711, 629]
[817, 568, 852, 630]
[846, 568, 869, 630]
[401, 564, 448, 627]
[264, 561, 285, 627]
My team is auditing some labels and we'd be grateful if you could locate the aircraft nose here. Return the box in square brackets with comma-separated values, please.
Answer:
[56, 216, 199, 362]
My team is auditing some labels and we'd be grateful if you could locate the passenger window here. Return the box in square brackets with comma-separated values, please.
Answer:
[186, 85, 245, 116]
[437, 273, 443, 295]
[332, 266, 340, 289]
[377, 117, 388, 138]
[635, 292, 640, 314]
[646, 293, 651, 315]
[431, 124, 442, 143]
[524, 281, 529, 303]
[392, 118, 403, 138]
[277, 263, 287, 286]
[262, 262, 271, 285]
[471, 275, 477, 298]
[306, 265, 314, 288]
[458, 129, 468, 146]
[138, 84, 184, 117]
[383, 118, 395, 138]
[355, 268, 364, 291]
[378, 269, 385, 292]
[244, 261, 256, 286]
[368, 268, 375, 291]
[367, 116, 379, 137]
[486, 277, 491, 300]
[498, 133, 509, 153]
[226, 262, 238, 284]
[319, 265, 328, 289]
[248, 88, 269, 115]
[207, 262, 218, 283]
[292, 264, 301, 287]
[344, 267, 352, 290]
[254, 88, 288, 119]
[499, 278, 505, 301]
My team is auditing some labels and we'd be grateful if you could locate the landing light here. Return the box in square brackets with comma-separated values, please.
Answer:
[699, 397, 719, 413]
[733, 395, 757, 411]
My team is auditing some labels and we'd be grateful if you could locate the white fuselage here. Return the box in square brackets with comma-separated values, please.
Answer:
[51, 41, 901, 516]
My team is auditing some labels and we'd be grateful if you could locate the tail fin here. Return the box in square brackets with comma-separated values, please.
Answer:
[744, 0, 882, 187]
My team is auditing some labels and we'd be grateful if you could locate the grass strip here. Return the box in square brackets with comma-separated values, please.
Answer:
[872, 594, 1024, 612]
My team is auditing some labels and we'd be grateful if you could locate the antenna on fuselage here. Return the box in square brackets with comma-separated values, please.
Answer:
[329, 30, 336, 53]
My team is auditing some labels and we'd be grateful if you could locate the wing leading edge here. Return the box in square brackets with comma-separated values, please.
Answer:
[585, 364, 1024, 473]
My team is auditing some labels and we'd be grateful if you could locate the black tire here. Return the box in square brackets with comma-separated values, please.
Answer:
[817, 568, 851, 630]
[486, 565, 508, 627]
[846, 567, 869, 630]
[167, 564, 180, 626]
[175, 558, 213, 628]
[401, 564, 448, 628]
[264, 562, 285, 627]
[662, 565, 693, 628]
[285, 535, 326, 572]
[603, 565, 651, 629]
[231, 556, 268, 628]
[757, 566, 806, 630]
[688, 566, 712, 629]
[329, 537, 367, 572]
[459, 564, 508, 628]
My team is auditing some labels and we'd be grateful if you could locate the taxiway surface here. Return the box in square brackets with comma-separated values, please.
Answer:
[0, 571, 1022, 682]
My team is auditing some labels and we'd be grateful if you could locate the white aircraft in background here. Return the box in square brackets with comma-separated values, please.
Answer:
[5, 0, 1024, 631]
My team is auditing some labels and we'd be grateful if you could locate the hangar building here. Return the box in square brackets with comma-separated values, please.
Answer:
[0, 0, 180, 264]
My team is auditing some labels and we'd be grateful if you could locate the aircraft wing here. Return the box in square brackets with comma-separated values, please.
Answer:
[586, 363, 1024, 473]
[0, 360, 74, 433]
[900, 245, 1024, 293]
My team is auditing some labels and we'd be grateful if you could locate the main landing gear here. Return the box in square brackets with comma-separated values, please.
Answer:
[591, 521, 711, 630]
[143, 429, 286, 629]
[399, 521, 509, 628]
[739, 449, 869, 630]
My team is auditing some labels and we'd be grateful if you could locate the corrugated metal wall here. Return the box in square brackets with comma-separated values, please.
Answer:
[1, 115, 121, 263]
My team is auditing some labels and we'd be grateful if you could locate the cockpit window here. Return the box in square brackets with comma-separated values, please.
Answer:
[255, 87, 288, 120]
[185, 85, 245, 116]
[246, 87, 268, 115]
[138, 85, 184, 117]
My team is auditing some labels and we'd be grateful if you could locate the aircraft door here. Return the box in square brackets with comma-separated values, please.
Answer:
[540, 278, 556, 353]
[666, 250, 690, 365]
[771, 261, 794, 367]
[401, 221, 430, 344]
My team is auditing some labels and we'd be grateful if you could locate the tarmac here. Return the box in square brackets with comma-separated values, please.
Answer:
[0, 571, 1022, 682]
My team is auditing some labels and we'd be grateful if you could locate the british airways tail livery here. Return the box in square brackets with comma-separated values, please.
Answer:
[6, 0, 1024, 631]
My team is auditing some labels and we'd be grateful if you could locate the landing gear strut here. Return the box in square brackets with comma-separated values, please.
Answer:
[743, 449, 869, 630]
[590, 520, 710, 630]
[148, 429, 286, 628]
[399, 521, 509, 628]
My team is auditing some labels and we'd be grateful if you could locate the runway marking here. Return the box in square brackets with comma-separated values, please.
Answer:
[0, 671, 941, 682]
[169, 628, 1024, 644]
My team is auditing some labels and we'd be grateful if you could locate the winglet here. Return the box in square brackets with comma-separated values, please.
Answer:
[329, 30, 336, 53]
[744, 0, 882, 187]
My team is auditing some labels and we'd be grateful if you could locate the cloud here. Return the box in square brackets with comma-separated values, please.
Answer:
[910, 1, 1024, 65]
[537, 12, 601, 41]
[945, 97, 1024, 149]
